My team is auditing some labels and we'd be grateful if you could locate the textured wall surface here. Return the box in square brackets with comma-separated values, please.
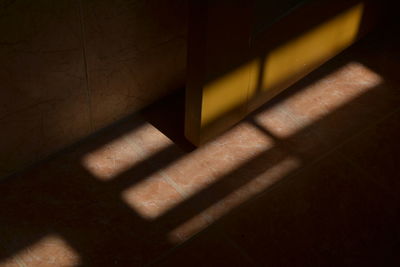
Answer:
[0, 0, 187, 177]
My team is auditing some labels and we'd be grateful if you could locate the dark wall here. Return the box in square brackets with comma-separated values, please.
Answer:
[0, 0, 187, 177]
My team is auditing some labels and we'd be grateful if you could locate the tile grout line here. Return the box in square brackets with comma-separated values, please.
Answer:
[77, 0, 94, 131]
[117, 136, 199, 265]
[147, 105, 400, 266]
[159, 171, 188, 198]
[144, 227, 220, 267]
[288, 105, 400, 180]
[323, 103, 399, 148]
[328, 105, 400, 156]
[136, 104, 400, 266]
[214, 108, 400, 246]
[118, 93, 400, 265]
[94, 130, 208, 266]
[220, 231, 258, 266]
[216, 107, 400, 266]
[167, 147, 343, 267]
[118, 105, 399, 265]
[279, 85, 400, 158]
[280, 105, 400, 190]
[335, 107, 400, 197]
[122, 133, 188, 198]
[336, 150, 398, 198]
[145, 226, 255, 267]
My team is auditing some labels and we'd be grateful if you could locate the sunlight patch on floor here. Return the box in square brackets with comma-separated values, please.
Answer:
[254, 62, 383, 138]
[81, 123, 171, 181]
[1, 234, 80, 267]
[120, 121, 275, 220]
[168, 156, 301, 243]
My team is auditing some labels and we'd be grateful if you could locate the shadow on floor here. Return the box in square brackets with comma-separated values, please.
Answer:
[0, 24, 399, 267]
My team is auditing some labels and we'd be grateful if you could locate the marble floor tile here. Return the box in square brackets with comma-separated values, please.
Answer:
[218, 152, 400, 266]
[338, 109, 400, 199]
[1, 17, 400, 267]
[0, 157, 181, 266]
[155, 229, 255, 267]
[160, 121, 302, 243]
[278, 33, 400, 152]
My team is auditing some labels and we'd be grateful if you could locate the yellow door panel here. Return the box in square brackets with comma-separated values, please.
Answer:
[186, 0, 381, 146]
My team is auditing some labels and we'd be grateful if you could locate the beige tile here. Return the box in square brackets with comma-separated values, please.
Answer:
[252, 104, 304, 139]
[310, 80, 400, 148]
[338, 109, 400, 198]
[282, 62, 382, 124]
[165, 151, 301, 243]
[249, 98, 326, 161]
[167, 213, 212, 243]
[122, 173, 184, 220]
[218, 152, 400, 266]
[0, 258, 23, 267]
[256, 30, 400, 165]
[6, 235, 81, 267]
[1, 13, 399, 267]
[282, 61, 382, 124]
[81, 127, 147, 181]
[0, 152, 179, 266]
[105, 120, 187, 185]
[161, 151, 218, 198]
[124, 122, 175, 157]
[157, 229, 255, 266]
[162, 121, 304, 242]
[163, 122, 275, 196]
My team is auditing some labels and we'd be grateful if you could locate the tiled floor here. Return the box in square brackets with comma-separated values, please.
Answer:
[1, 28, 399, 266]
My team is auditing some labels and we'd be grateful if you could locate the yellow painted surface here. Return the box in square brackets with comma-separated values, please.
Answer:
[186, 1, 375, 145]
[201, 60, 258, 128]
[248, 3, 364, 108]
